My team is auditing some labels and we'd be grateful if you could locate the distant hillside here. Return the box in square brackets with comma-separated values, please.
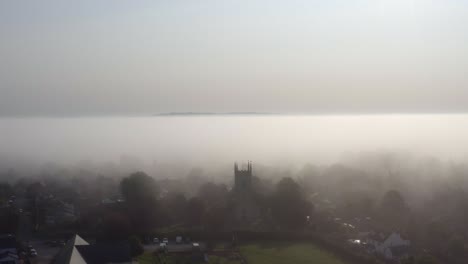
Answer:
[154, 112, 276, 116]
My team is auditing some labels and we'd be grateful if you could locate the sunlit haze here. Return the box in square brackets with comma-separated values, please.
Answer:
[3, 2, 468, 264]
[1, 1, 468, 115]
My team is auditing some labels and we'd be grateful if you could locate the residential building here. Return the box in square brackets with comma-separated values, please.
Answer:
[367, 232, 410, 261]
[53, 234, 132, 264]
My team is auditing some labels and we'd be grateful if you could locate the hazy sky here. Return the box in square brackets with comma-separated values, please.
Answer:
[1, 0, 468, 116]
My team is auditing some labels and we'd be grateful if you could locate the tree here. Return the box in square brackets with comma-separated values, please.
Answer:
[120, 172, 160, 233]
[380, 189, 408, 228]
[425, 220, 450, 255]
[0, 183, 12, 202]
[128, 236, 144, 257]
[120, 172, 159, 202]
[26, 182, 45, 199]
[270, 177, 313, 228]
[203, 206, 228, 231]
[186, 197, 205, 227]
[381, 190, 406, 212]
[340, 191, 374, 219]
[197, 182, 228, 208]
[100, 212, 132, 241]
[161, 193, 187, 225]
[447, 235, 465, 260]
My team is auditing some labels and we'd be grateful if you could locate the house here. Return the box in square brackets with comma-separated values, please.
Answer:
[0, 235, 19, 264]
[367, 232, 410, 261]
[53, 234, 132, 264]
[44, 199, 76, 226]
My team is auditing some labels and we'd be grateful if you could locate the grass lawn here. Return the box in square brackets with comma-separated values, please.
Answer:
[137, 252, 157, 264]
[239, 241, 348, 264]
[138, 242, 348, 264]
[138, 251, 208, 264]
[206, 255, 241, 264]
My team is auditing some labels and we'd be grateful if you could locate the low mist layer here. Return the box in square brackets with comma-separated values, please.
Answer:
[1, 114, 468, 171]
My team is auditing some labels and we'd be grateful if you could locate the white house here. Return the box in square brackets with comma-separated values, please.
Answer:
[368, 232, 410, 260]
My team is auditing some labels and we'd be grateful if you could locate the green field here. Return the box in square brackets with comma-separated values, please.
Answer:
[207, 256, 241, 264]
[239, 242, 347, 264]
[137, 252, 156, 264]
[138, 242, 348, 264]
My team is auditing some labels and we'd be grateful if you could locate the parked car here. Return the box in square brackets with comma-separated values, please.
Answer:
[29, 249, 37, 257]
[192, 243, 200, 252]
[153, 238, 159, 244]
[158, 243, 167, 252]
[162, 238, 169, 244]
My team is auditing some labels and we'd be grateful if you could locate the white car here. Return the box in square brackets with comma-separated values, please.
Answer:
[162, 238, 169, 244]
[192, 243, 200, 251]
[29, 249, 37, 257]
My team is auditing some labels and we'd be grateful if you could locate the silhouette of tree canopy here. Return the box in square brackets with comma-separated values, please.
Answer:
[161, 193, 187, 225]
[197, 182, 228, 208]
[447, 235, 465, 260]
[120, 172, 160, 233]
[340, 191, 375, 219]
[120, 172, 159, 202]
[0, 183, 12, 202]
[203, 206, 228, 231]
[186, 197, 205, 226]
[380, 189, 408, 228]
[26, 182, 45, 199]
[100, 212, 132, 241]
[270, 177, 313, 229]
[381, 190, 406, 212]
[128, 236, 144, 257]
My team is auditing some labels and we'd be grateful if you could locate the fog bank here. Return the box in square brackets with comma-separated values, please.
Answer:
[1, 115, 468, 174]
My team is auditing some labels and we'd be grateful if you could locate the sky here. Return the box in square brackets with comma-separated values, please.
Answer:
[1, 0, 468, 116]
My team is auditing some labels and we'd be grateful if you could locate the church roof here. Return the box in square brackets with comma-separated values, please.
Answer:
[53, 234, 131, 264]
[53, 234, 89, 264]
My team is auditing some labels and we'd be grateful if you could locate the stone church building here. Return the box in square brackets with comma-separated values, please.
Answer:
[230, 161, 261, 225]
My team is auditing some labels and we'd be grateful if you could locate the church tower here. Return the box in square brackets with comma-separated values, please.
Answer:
[234, 161, 253, 192]
[232, 161, 260, 224]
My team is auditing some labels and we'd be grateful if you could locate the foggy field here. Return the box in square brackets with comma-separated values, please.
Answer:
[239, 242, 346, 264]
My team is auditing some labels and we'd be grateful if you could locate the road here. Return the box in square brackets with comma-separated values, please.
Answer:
[14, 197, 62, 264]
[15, 197, 32, 242]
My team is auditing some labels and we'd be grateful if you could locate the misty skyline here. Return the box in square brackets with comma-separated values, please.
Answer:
[2, 1, 468, 116]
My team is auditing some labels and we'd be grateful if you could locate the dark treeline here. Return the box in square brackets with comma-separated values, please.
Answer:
[2, 151, 468, 263]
